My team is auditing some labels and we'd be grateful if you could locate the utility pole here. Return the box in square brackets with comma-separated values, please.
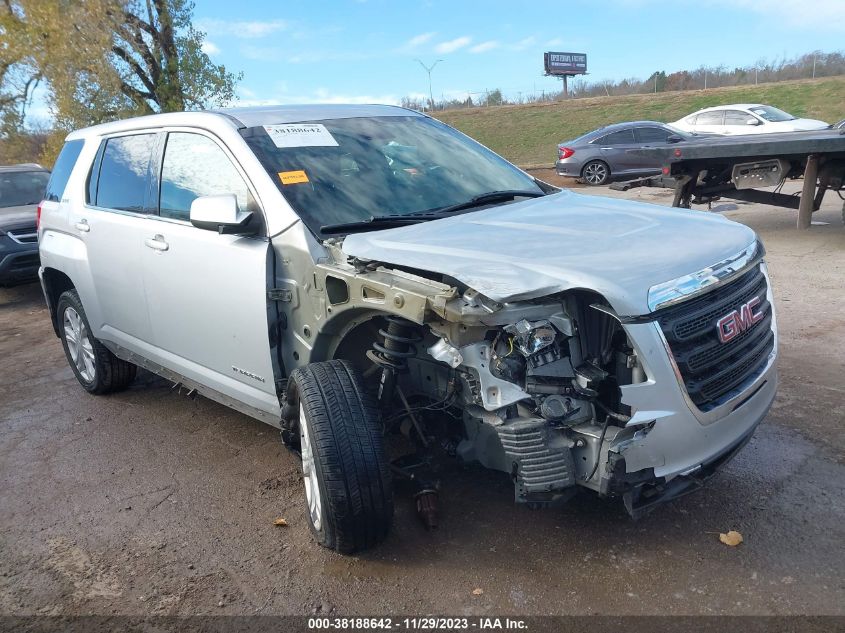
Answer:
[415, 59, 443, 111]
[812, 54, 817, 78]
[755, 67, 758, 85]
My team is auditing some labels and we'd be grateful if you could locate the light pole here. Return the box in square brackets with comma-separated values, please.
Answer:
[415, 59, 443, 111]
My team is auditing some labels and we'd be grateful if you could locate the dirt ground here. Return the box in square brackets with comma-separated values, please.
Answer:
[1, 181, 843, 618]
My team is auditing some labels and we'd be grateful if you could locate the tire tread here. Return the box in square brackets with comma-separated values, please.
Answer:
[289, 360, 392, 553]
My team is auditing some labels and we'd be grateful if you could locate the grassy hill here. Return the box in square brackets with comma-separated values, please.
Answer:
[435, 76, 845, 168]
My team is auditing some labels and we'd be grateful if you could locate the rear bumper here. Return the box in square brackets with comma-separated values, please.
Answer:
[554, 160, 581, 177]
[0, 237, 40, 285]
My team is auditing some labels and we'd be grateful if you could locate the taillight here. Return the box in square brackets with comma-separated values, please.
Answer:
[36, 202, 43, 230]
[558, 147, 575, 159]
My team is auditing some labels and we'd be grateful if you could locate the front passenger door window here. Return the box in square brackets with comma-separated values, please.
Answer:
[159, 132, 253, 221]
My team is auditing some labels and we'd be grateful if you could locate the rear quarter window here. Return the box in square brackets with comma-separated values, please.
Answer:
[44, 140, 84, 202]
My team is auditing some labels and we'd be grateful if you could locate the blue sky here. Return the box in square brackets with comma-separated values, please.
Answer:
[193, 0, 845, 107]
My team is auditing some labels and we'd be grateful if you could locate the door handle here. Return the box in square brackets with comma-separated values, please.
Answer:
[600, 147, 612, 151]
[144, 234, 169, 252]
[74, 219, 90, 232]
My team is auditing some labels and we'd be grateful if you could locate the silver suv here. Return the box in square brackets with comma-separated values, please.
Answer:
[38, 105, 777, 552]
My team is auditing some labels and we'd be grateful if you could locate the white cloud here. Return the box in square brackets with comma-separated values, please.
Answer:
[201, 40, 220, 56]
[196, 18, 288, 38]
[545, 38, 564, 47]
[510, 36, 536, 51]
[405, 32, 436, 48]
[241, 45, 283, 61]
[731, 0, 845, 30]
[469, 40, 499, 54]
[435, 36, 472, 54]
[604, 0, 844, 30]
[236, 89, 402, 106]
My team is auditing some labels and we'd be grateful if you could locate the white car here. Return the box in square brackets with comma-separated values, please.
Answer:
[672, 104, 829, 136]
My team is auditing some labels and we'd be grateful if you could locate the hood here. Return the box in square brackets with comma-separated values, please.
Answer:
[0, 204, 37, 230]
[341, 190, 757, 316]
[775, 118, 830, 131]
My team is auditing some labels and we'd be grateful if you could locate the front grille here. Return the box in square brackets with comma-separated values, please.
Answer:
[9, 253, 39, 271]
[7, 226, 38, 244]
[658, 265, 773, 411]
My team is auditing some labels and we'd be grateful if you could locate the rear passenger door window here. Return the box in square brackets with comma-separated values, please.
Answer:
[94, 134, 157, 212]
[596, 129, 635, 145]
[159, 132, 253, 221]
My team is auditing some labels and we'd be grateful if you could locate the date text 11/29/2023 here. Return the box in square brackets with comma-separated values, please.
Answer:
[307, 616, 529, 630]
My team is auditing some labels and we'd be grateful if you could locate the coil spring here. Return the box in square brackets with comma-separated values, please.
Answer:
[366, 315, 423, 372]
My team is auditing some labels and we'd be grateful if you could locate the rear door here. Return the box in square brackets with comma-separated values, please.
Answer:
[76, 132, 160, 352]
[594, 128, 639, 174]
[139, 129, 280, 418]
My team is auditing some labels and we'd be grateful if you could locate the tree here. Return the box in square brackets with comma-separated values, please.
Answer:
[1, 0, 240, 133]
[0, 0, 42, 134]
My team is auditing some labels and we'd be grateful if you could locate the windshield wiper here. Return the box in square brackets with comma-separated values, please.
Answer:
[320, 190, 545, 235]
[321, 214, 442, 235]
[424, 189, 545, 216]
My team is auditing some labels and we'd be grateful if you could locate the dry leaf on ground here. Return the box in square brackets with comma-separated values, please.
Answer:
[719, 530, 743, 546]
[472, 588, 484, 596]
[273, 518, 288, 527]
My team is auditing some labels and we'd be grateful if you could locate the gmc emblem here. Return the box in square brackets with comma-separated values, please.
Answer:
[716, 297, 764, 344]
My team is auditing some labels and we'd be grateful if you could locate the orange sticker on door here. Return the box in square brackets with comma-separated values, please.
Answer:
[278, 170, 309, 185]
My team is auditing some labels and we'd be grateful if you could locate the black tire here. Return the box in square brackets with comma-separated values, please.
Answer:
[56, 289, 136, 394]
[581, 160, 610, 186]
[285, 360, 393, 553]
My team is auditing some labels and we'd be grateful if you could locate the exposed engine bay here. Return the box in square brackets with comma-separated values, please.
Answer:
[344, 273, 648, 518]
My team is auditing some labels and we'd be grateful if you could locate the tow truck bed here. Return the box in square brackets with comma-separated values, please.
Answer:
[631, 128, 845, 229]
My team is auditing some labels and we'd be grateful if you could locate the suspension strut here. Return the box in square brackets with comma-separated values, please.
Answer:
[366, 316, 423, 406]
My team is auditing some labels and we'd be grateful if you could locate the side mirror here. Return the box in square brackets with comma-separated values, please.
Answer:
[190, 194, 254, 234]
[666, 134, 683, 144]
[746, 118, 761, 126]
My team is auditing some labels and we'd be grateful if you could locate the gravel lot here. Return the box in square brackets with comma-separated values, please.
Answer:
[1, 181, 843, 617]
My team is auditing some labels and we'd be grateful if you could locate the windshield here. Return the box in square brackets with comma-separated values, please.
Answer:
[664, 124, 692, 138]
[241, 115, 543, 236]
[0, 170, 50, 208]
[748, 106, 796, 122]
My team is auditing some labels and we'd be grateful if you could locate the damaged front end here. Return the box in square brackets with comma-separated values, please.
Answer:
[420, 287, 651, 508]
[300, 236, 775, 522]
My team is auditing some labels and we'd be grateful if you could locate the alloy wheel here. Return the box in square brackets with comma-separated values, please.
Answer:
[63, 306, 96, 382]
[584, 162, 608, 185]
[299, 406, 323, 531]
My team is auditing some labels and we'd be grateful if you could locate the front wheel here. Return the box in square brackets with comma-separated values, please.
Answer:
[581, 160, 610, 186]
[285, 360, 393, 553]
[57, 289, 136, 394]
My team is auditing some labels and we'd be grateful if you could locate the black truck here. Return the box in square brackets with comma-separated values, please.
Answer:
[631, 128, 845, 229]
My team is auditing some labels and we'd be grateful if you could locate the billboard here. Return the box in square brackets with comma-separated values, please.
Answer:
[544, 52, 588, 76]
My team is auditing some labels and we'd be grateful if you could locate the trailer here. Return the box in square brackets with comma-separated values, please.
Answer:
[631, 128, 845, 229]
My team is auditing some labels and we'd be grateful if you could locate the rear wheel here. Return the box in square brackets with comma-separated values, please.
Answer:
[285, 360, 393, 553]
[57, 290, 136, 394]
[581, 160, 610, 186]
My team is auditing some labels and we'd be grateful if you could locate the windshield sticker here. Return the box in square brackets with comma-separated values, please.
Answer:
[278, 170, 310, 185]
[264, 124, 339, 148]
